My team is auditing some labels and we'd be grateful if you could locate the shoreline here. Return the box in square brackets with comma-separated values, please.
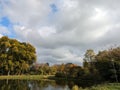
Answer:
[0, 75, 80, 80]
[0, 75, 55, 80]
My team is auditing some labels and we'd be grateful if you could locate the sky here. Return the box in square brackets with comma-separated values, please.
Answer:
[0, 0, 120, 65]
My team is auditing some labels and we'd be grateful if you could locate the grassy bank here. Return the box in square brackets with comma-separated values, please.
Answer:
[0, 75, 54, 80]
[74, 83, 120, 90]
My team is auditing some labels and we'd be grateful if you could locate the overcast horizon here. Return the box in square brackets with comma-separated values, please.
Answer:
[0, 0, 120, 65]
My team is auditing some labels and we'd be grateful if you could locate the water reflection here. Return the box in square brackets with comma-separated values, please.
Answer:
[0, 80, 68, 90]
[0, 79, 99, 90]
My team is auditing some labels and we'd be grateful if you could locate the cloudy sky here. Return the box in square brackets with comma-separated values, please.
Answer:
[0, 0, 120, 65]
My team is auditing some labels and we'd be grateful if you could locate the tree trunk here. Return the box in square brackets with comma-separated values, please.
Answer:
[8, 70, 10, 76]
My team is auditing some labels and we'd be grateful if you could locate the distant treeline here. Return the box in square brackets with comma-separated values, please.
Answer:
[55, 47, 120, 83]
[26, 46, 120, 83]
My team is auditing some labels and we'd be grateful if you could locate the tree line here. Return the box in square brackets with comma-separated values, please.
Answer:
[55, 48, 120, 83]
[0, 36, 119, 83]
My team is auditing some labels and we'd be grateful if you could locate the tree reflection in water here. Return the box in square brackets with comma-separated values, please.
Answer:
[0, 80, 67, 90]
[0, 79, 99, 90]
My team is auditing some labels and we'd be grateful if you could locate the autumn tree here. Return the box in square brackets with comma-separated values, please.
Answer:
[0, 36, 36, 75]
[83, 49, 96, 68]
[95, 47, 120, 82]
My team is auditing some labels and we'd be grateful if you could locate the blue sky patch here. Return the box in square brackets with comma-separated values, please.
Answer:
[0, 17, 16, 38]
[50, 4, 58, 13]
[0, 17, 11, 27]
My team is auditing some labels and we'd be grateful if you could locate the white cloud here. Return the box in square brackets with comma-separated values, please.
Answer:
[37, 47, 82, 65]
[0, 26, 10, 35]
[0, 34, 3, 38]
[1, 0, 120, 65]
[1, 0, 54, 28]
[38, 26, 56, 38]
[92, 8, 107, 20]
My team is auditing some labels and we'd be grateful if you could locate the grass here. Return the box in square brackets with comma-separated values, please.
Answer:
[0, 75, 54, 80]
[77, 83, 120, 90]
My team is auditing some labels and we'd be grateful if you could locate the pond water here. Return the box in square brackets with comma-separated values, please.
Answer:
[0, 79, 99, 90]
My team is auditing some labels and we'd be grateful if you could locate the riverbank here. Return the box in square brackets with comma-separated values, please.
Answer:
[0, 75, 54, 80]
[0, 75, 120, 90]
[0, 75, 81, 81]
[78, 83, 120, 90]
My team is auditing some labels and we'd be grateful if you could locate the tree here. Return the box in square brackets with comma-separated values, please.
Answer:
[0, 36, 36, 75]
[95, 47, 120, 82]
[84, 49, 96, 62]
[83, 49, 96, 68]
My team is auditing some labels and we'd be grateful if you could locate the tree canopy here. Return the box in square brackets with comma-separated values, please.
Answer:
[0, 36, 36, 75]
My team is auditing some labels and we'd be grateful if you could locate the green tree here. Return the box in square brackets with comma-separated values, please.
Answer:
[0, 36, 36, 75]
[95, 47, 120, 82]
[84, 49, 96, 62]
[83, 49, 96, 68]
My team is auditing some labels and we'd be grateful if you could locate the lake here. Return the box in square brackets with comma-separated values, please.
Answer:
[0, 79, 99, 90]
